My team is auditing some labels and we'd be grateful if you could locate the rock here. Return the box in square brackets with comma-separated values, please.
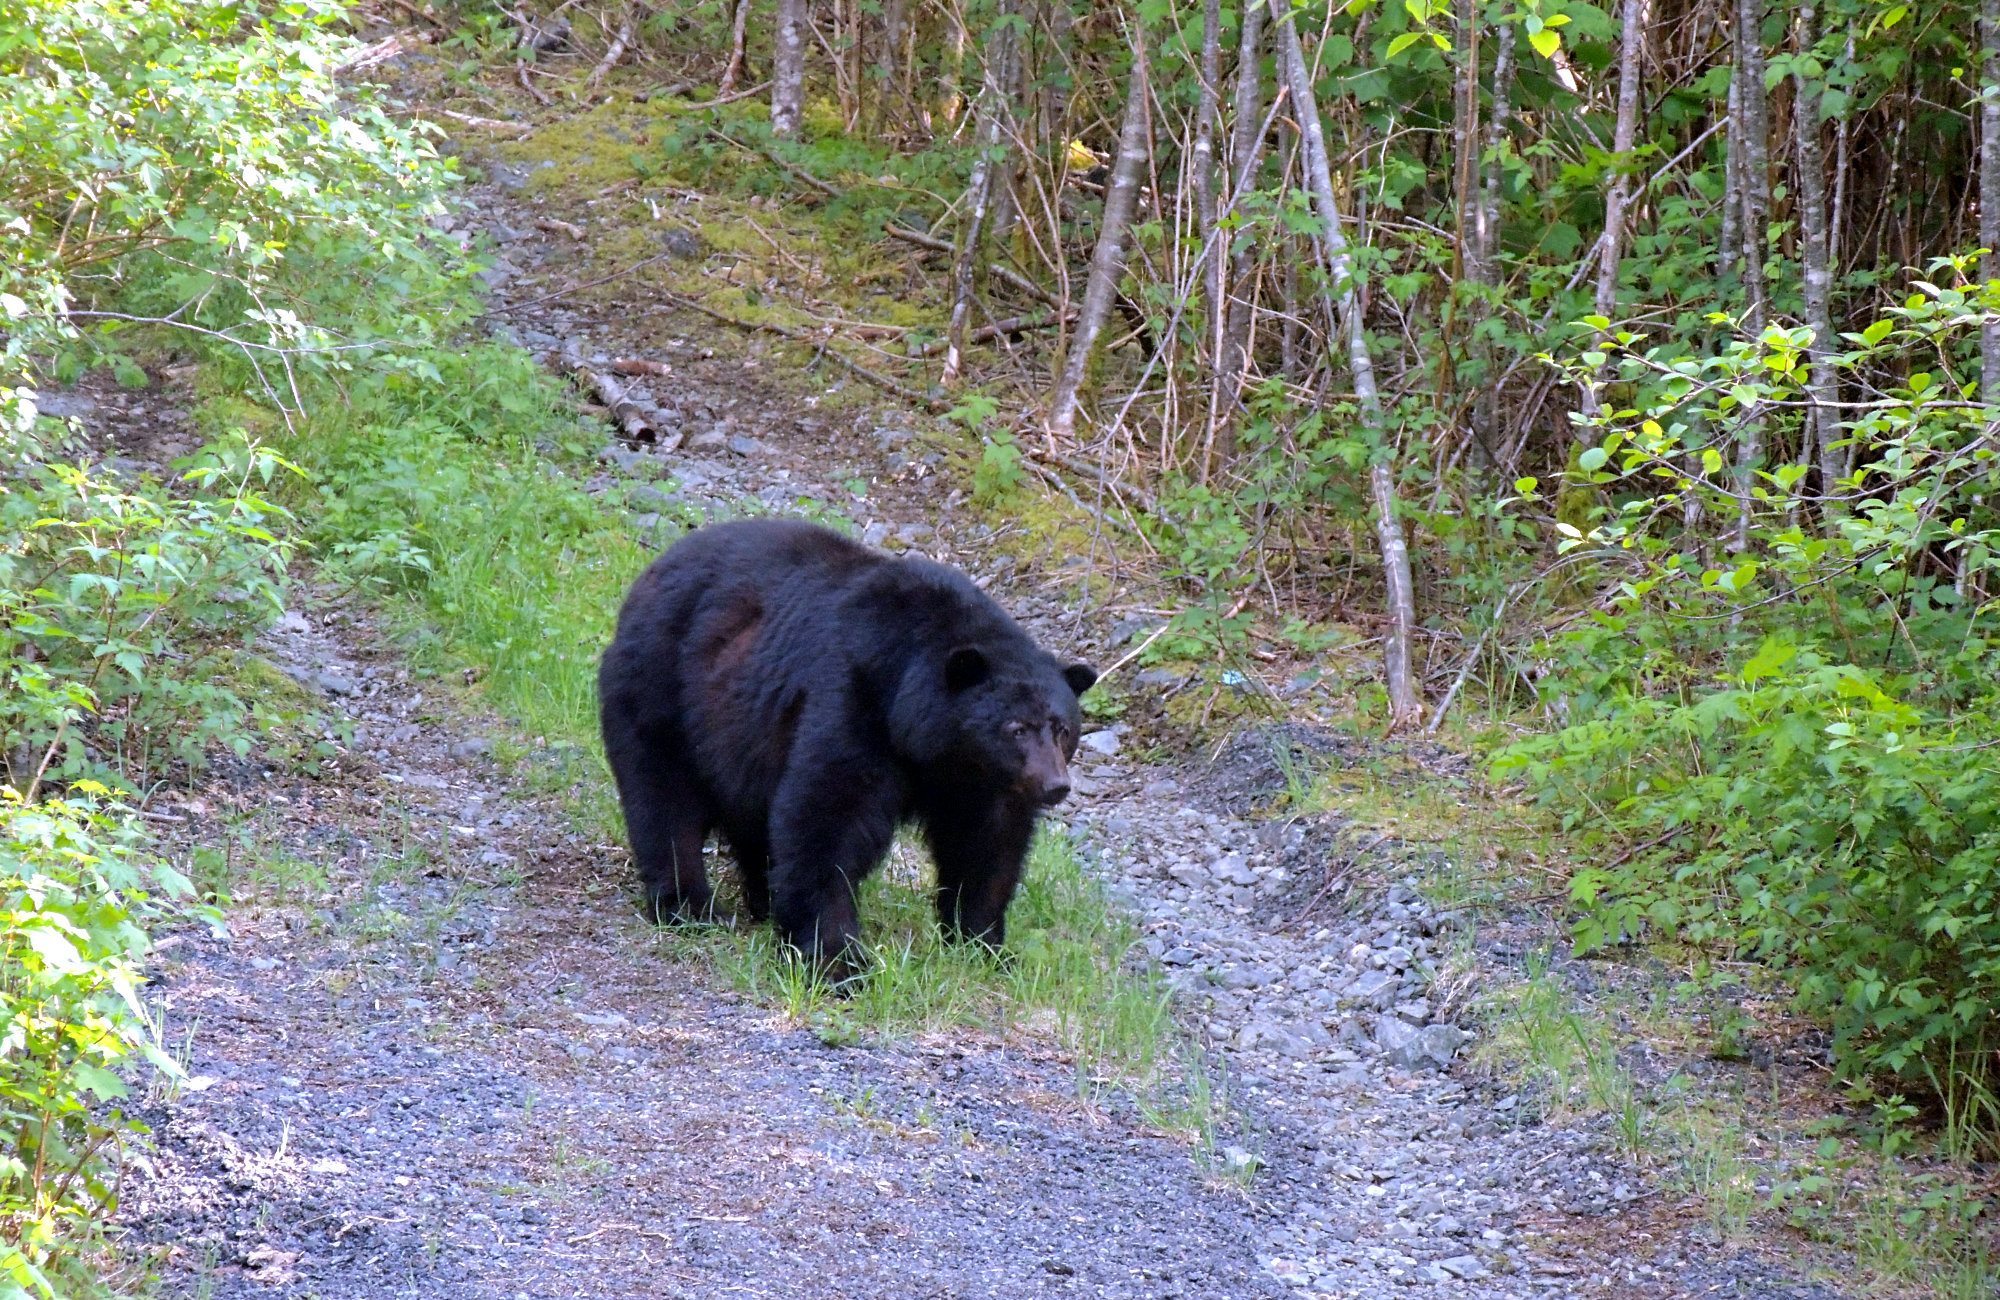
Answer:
[312, 670, 359, 697]
[450, 738, 491, 761]
[1079, 729, 1123, 758]
[1219, 1146, 1260, 1178]
[862, 521, 892, 547]
[1376, 1020, 1470, 1072]
[1343, 970, 1399, 1010]
[35, 391, 97, 420]
[726, 435, 763, 457]
[1438, 1254, 1487, 1280]
[662, 227, 704, 259]
[1392, 999, 1432, 1025]
[1214, 853, 1258, 886]
[688, 429, 727, 450]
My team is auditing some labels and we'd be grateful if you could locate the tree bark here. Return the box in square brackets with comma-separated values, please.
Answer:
[720, 0, 753, 94]
[1213, 0, 1268, 460]
[943, 0, 1019, 385]
[1731, 0, 1769, 551]
[1792, 0, 1841, 510]
[1194, 0, 1224, 372]
[771, 0, 808, 138]
[874, 0, 906, 131]
[1467, 15, 1514, 466]
[1982, 0, 2000, 409]
[1594, 0, 1647, 321]
[1269, 0, 1423, 729]
[1045, 29, 1151, 444]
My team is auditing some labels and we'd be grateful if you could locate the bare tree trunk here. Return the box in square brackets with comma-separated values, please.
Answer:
[1731, 0, 1769, 551]
[1467, 16, 1514, 467]
[1792, 0, 1841, 512]
[1194, 0, 1224, 366]
[1213, 0, 1268, 462]
[874, 0, 907, 131]
[1594, 0, 1647, 320]
[1045, 32, 1151, 445]
[771, 0, 807, 138]
[1269, 0, 1423, 729]
[1719, 50, 1743, 283]
[1983, 0, 2000, 409]
[943, 0, 1019, 385]
[720, 0, 753, 94]
[1452, 0, 1483, 285]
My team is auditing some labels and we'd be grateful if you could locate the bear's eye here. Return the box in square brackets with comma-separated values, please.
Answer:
[1004, 721, 1028, 737]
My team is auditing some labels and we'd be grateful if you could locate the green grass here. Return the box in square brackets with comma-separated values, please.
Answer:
[244, 333, 1235, 1165]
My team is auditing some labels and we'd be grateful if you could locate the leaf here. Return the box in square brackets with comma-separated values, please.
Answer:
[1385, 31, 1424, 57]
[1578, 446, 1610, 472]
[1529, 28, 1561, 58]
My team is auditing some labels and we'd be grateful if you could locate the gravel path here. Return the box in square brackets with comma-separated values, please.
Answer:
[103, 66, 1854, 1298]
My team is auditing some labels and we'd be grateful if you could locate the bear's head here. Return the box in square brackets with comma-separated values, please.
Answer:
[940, 645, 1098, 807]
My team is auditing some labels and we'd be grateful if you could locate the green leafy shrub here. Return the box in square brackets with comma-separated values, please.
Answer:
[1496, 265, 2000, 1124]
[1, 423, 298, 793]
[0, 786, 202, 1296]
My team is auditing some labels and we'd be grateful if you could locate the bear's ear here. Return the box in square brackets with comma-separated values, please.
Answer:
[1063, 662, 1099, 697]
[944, 646, 990, 692]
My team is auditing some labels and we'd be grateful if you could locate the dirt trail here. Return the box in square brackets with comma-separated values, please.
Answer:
[112, 58, 1856, 1300]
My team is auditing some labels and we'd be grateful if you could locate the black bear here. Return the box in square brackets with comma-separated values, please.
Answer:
[598, 518, 1097, 975]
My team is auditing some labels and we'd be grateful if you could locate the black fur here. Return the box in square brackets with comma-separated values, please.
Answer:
[598, 518, 1097, 975]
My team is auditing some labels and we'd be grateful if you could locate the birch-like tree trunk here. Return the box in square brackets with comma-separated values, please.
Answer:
[1194, 0, 1224, 367]
[719, 0, 753, 94]
[1452, 0, 1483, 286]
[942, 0, 1019, 386]
[771, 0, 808, 138]
[1268, 0, 1423, 728]
[1982, 0, 2000, 407]
[1045, 33, 1151, 445]
[1719, 54, 1743, 283]
[1730, 0, 1769, 550]
[1467, 16, 1514, 464]
[1594, 0, 1647, 320]
[1213, 0, 1268, 460]
[1791, 0, 1841, 508]
[874, 0, 907, 131]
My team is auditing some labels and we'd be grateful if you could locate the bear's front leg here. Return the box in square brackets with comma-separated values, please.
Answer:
[927, 798, 1038, 950]
[768, 742, 901, 980]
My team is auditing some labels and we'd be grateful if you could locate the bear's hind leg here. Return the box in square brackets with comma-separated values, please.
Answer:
[602, 711, 715, 923]
[723, 823, 772, 924]
[768, 746, 900, 977]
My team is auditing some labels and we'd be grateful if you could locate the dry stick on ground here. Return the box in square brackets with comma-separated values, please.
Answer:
[885, 224, 1059, 308]
[585, 14, 634, 96]
[917, 312, 1070, 356]
[718, 0, 752, 93]
[515, 60, 553, 106]
[435, 109, 534, 135]
[707, 129, 842, 198]
[656, 291, 945, 411]
[559, 341, 660, 442]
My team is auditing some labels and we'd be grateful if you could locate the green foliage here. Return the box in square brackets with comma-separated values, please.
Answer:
[0, 0, 449, 373]
[0, 787, 203, 1297]
[1, 423, 299, 793]
[1496, 272, 2000, 1121]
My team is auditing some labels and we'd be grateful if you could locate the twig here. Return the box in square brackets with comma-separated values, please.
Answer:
[484, 251, 676, 314]
[559, 340, 659, 442]
[609, 357, 673, 378]
[435, 109, 533, 135]
[335, 31, 433, 77]
[535, 217, 585, 240]
[707, 129, 842, 198]
[668, 80, 771, 109]
[515, 61, 553, 107]
[1095, 622, 1172, 683]
[382, 0, 446, 29]
[585, 16, 634, 95]
[916, 312, 1069, 356]
[657, 291, 945, 411]
[884, 225, 1060, 309]
[566, 1223, 676, 1246]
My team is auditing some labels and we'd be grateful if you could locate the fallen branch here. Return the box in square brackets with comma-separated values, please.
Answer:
[559, 341, 660, 442]
[585, 16, 634, 95]
[515, 60, 553, 107]
[917, 312, 1068, 356]
[884, 225, 1060, 309]
[707, 130, 842, 198]
[535, 217, 586, 240]
[335, 31, 433, 76]
[609, 357, 673, 378]
[436, 109, 534, 135]
[657, 291, 944, 411]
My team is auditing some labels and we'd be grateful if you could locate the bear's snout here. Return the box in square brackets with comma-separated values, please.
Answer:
[1022, 742, 1073, 806]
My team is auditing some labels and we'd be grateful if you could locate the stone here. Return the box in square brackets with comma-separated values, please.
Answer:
[1079, 729, 1123, 757]
[1377, 1020, 1470, 1072]
[1344, 970, 1399, 1010]
[726, 435, 763, 457]
[312, 670, 358, 697]
[661, 227, 704, 259]
[862, 522, 892, 547]
[1438, 1254, 1487, 1280]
